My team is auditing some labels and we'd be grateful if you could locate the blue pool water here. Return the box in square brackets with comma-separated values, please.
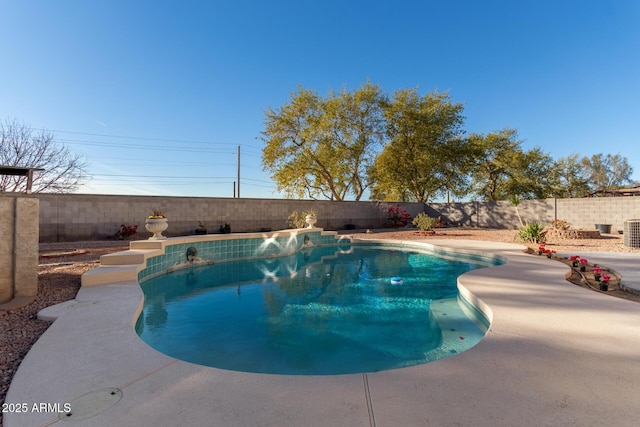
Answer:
[136, 245, 498, 375]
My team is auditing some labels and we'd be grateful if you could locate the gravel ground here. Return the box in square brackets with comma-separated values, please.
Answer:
[348, 227, 636, 253]
[0, 230, 637, 426]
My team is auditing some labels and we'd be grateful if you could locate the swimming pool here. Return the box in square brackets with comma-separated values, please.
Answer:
[136, 244, 500, 375]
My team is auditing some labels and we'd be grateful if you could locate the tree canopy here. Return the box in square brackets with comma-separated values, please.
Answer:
[261, 82, 385, 200]
[468, 129, 560, 201]
[0, 119, 88, 193]
[582, 153, 633, 193]
[370, 89, 466, 202]
[549, 154, 591, 198]
[261, 83, 636, 202]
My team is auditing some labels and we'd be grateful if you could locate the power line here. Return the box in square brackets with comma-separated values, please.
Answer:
[22, 124, 267, 151]
[242, 177, 274, 184]
[58, 138, 236, 153]
[92, 173, 236, 179]
[50, 129, 238, 146]
[89, 181, 234, 186]
[19, 125, 277, 191]
[79, 156, 233, 166]
[88, 162, 236, 168]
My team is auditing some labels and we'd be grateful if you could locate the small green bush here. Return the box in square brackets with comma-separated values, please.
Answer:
[287, 210, 316, 229]
[518, 222, 546, 243]
[412, 213, 439, 231]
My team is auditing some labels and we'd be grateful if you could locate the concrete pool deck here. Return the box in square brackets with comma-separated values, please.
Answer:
[5, 239, 640, 426]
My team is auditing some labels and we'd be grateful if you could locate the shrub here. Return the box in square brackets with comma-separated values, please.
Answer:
[550, 219, 570, 230]
[518, 222, 546, 243]
[387, 205, 412, 228]
[112, 223, 138, 240]
[412, 213, 439, 231]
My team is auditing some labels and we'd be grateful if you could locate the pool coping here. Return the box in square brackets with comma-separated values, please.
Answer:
[6, 238, 640, 426]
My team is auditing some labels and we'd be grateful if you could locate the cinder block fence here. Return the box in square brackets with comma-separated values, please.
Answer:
[36, 193, 640, 242]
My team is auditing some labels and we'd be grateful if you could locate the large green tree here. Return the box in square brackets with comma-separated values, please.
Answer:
[504, 147, 557, 199]
[469, 128, 557, 201]
[261, 82, 385, 200]
[581, 153, 633, 192]
[369, 89, 466, 202]
[468, 128, 521, 201]
[550, 154, 591, 198]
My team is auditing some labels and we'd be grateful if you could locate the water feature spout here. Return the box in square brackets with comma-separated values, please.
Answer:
[186, 247, 198, 264]
[301, 234, 313, 249]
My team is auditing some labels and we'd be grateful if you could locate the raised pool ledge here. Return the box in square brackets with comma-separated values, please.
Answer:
[81, 228, 350, 287]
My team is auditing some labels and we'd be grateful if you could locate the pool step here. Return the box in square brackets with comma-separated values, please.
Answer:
[82, 265, 139, 286]
[100, 249, 161, 265]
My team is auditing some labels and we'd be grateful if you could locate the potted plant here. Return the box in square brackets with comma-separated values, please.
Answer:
[145, 207, 168, 240]
[344, 221, 357, 230]
[599, 273, 611, 291]
[304, 210, 317, 228]
[595, 223, 612, 234]
[592, 267, 602, 282]
[195, 221, 207, 235]
[219, 223, 231, 234]
[579, 258, 588, 272]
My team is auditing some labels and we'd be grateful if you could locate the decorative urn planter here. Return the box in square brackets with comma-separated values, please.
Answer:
[145, 218, 168, 240]
[305, 214, 317, 229]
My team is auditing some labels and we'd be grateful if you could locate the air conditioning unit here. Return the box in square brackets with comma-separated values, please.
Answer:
[623, 220, 640, 248]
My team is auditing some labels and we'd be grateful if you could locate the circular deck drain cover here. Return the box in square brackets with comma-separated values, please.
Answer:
[59, 388, 122, 421]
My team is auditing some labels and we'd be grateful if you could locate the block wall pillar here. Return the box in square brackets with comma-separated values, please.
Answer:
[0, 195, 39, 303]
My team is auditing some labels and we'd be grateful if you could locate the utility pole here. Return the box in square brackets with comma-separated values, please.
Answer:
[237, 145, 241, 198]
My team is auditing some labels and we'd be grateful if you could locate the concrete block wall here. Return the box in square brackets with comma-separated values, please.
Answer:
[428, 199, 554, 229]
[37, 194, 425, 242]
[429, 197, 640, 232]
[36, 193, 640, 242]
[555, 197, 640, 232]
[0, 195, 39, 303]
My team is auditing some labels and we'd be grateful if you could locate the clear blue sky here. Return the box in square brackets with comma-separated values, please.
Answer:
[1, 0, 638, 200]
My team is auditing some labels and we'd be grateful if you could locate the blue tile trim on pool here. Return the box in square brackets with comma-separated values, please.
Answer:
[137, 230, 352, 283]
